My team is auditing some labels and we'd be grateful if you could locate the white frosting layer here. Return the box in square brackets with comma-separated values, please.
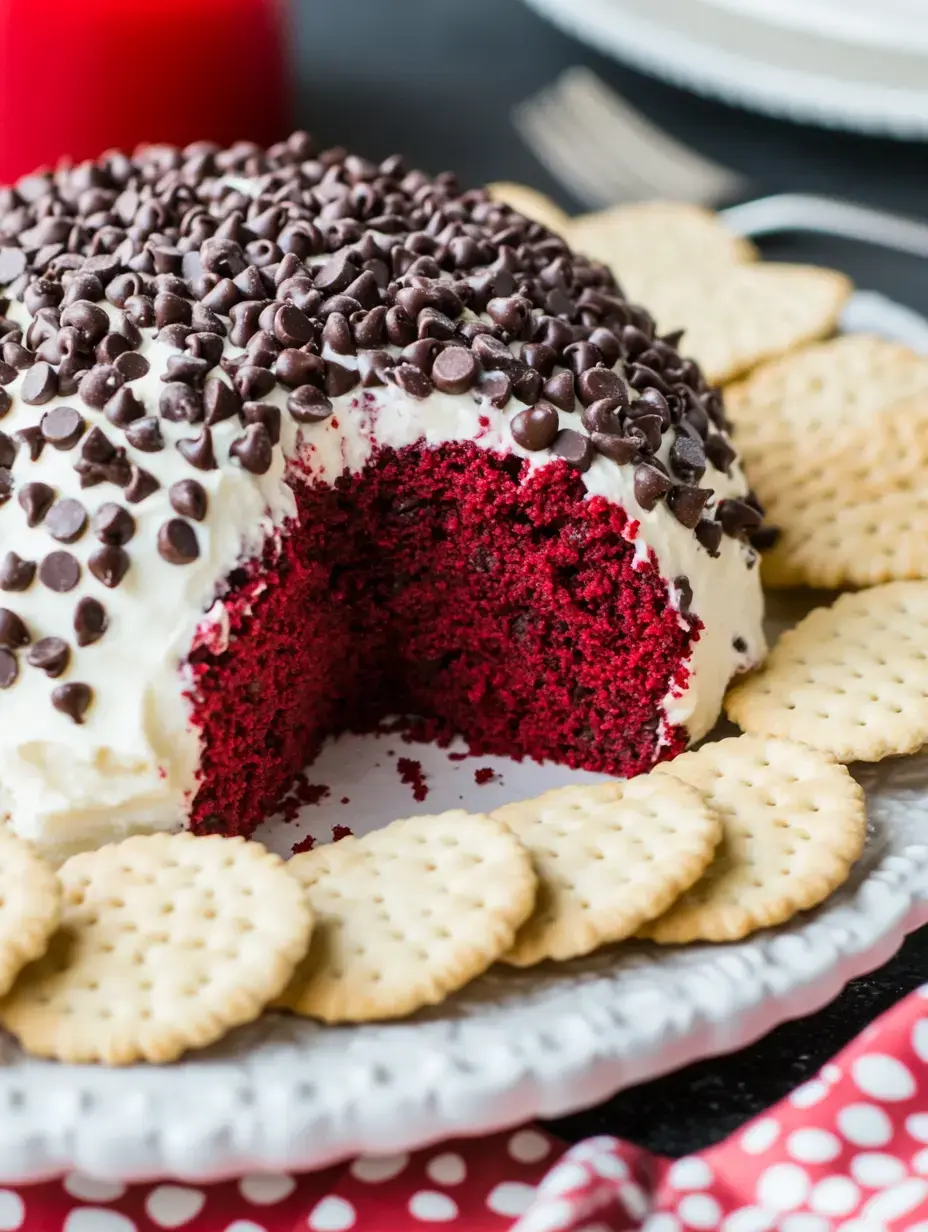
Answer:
[0, 307, 764, 850]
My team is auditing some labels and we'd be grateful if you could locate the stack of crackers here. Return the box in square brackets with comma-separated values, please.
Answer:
[2, 193, 925, 1067]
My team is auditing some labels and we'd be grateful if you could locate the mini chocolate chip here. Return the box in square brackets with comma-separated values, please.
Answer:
[230, 423, 273, 474]
[695, 518, 723, 556]
[125, 417, 164, 452]
[21, 362, 58, 405]
[158, 323, 192, 350]
[512, 367, 543, 406]
[510, 403, 559, 451]
[81, 426, 116, 464]
[473, 369, 512, 410]
[551, 428, 593, 472]
[431, 346, 477, 395]
[154, 291, 192, 330]
[27, 637, 70, 677]
[234, 365, 276, 401]
[105, 386, 145, 427]
[542, 370, 575, 414]
[242, 402, 281, 446]
[274, 303, 312, 348]
[89, 544, 130, 588]
[324, 360, 360, 398]
[733, 635, 748, 653]
[591, 433, 638, 465]
[385, 305, 417, 347]
[93, 503, 135, 545]
[577, 367, 628, 408]
[401, 338, 441, 373]
[473, 333, 520, 373]
[74, 596, 107, 646]
[160, 382, 203, 423]
[0, 649, 16, 688]
[96, 333, 131, 365]
[60, 300, 109, 345]
[588, 327, 622, 368]
[79, 363, 125, 410]
[177, 427, 217, 471]
[322, 312, 353, 355]
[705, 432, 737, 474]
[0, 467, 11, 506]
[15, 425, 44, 460]
[275, 349, 324, 389]
[201, 278, 241, 314]
[352, 305, 387, 349]
[200, 379, 240, 427]
[670, 433, 707, 482]
[169, 479, 207, 522]
[521, 342, 557, 379]
[165, 354, 210, 386]
[0, 552, 35, 591]
[52, 682, 93, 724]
[667, 484, 712, 529]
[487, 295, 531, 336]
[391, 362, 432, 400]
[46, 498, 88, 543]
[717, 498, 763, 537]
[626, 412, 663, 455]
[0, 389, 11, 418]
[158, 518, 199, 564]
[674, 575, 693, 613]
[750, 525, 780, 552]
[123, 465, 160, 504]
[114, 351, 150, 382]
[634, 463, 674, 511]
[313, 252, 358, 295]
[0, 430, 15, 470]
[288, 385, 333, 423]
[41, 406, 85, 449]
[39, 550, 80, 592]
[186, 330, 224, 368]
[17, 480, 54, 524]
[3, 341, 33, 371]
[581, 398, 624, 436]
[0, 609, 29, 648]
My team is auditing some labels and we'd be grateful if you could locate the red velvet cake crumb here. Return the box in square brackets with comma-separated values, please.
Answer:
[291, 834, 315, 855]
[186, 441, 695, 838]
[332, 824, 353, 842]
[397, 757, 429, 803]
[474, 767, 500, 785]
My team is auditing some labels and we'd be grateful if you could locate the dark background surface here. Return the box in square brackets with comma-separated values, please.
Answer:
[295, 0, 928, 1156]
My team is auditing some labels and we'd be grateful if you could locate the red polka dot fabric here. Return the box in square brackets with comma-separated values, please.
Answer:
[9, 983, 928, 1229]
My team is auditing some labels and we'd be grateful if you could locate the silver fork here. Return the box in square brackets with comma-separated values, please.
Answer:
[516, 67, 928, 259]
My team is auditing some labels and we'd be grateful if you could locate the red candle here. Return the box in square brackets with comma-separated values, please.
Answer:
[0, 0, 291, 183]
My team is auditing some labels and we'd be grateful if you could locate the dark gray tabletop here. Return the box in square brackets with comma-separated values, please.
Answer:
[294, 0, 928, 1156]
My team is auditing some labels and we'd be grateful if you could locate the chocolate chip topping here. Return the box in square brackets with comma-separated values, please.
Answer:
[695, 518, 723, 556]
[169, 479, 208, 522]
[123, 465, 160, 504]
[0, 608, 29, 648]
[674, 575, 693, 614]
[52, 682, 92, 724]
[634, 463, 674, 511]
[124, 417, 163, 453]
[27, 637, 70, 677]
[39, 550, 80, 592]
[0, 552, 35, 591]
[18, 481, 54, 527]
[551, 429, 594, 472]
[89, 545, 130, 588]
[20, 362, 58, 405]
[667, 484, 712, 530]
[74, 596, 108, 646]
[432, 347, 477, 395]
[93, 503, 135, 545]
[114, 351, 150, 382]
[158, 518, 199, 565]
[79, 363, 124, 410]
[41, 405, 84, 449]
[717, 498, 763, 538]
[230, 423, 273, 474]
[670, 433, 707, 482]
[105, 386, 145, 427]
[45, 498, 88, 543]
[177, 426, 217, 470]
[288, 385, 332, 423]
[510, 403, 559, 451]
[0, 649, 17, 688]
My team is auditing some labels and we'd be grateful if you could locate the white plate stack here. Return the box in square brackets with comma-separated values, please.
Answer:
[522, 0, 928, 138]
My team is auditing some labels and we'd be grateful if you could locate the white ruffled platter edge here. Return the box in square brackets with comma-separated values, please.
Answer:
[521, 0, 928, 139]
[0, 291, 925, 1184]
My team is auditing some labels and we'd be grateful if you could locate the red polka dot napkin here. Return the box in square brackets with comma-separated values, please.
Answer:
[7, 983, 928, 1229]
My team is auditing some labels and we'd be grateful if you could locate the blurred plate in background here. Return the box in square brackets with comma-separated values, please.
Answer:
[522, 0, 928, 137]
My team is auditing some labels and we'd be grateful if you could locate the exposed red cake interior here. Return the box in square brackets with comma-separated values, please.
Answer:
[186, 441, 696, 837]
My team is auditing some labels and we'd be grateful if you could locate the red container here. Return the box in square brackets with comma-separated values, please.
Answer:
[0, 0, 291, 183]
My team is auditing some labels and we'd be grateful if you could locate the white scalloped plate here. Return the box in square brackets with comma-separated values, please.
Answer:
[521, 0, 928, 138]
[0, 293, 926, 1185]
